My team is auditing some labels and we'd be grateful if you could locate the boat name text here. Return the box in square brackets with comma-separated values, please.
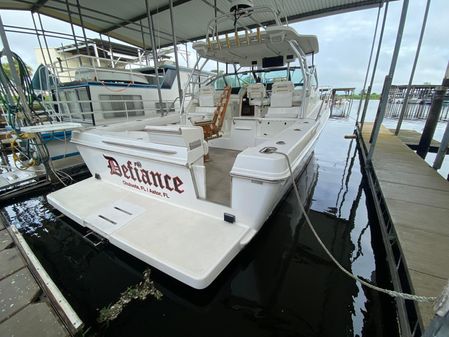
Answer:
[103, 155, 184, 194]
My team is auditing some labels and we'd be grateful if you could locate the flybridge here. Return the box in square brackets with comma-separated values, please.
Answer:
[103, 155, 184, 194]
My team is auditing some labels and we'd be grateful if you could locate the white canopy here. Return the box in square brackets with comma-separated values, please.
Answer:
[0, 0, 394, 49]
[194, 26, 318, 66]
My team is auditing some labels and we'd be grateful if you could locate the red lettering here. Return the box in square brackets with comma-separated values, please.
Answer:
[164, 174, 173, 191]
[141, 169, 152, 185]
[122, 165, 130, 179]
[104, 155, 185, 194]
[150, 171, 164, 188]
[104, 155, 122, 177]
[173, 176, 184, 194]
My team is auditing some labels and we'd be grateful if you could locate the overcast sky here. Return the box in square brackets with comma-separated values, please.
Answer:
[0, 0, 448, 93]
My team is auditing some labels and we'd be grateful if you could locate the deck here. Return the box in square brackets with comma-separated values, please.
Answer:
[0, 217, 82, 336]
[360, 123, 449, 331]
[205, 147, 239, 206]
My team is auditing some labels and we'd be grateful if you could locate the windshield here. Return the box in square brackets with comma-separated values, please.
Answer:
[212, 67, 304, 90]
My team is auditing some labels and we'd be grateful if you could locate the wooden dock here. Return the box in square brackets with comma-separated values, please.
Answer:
[359, 123, 449, 334]
[0, 217, 82, 337]
[388, 128, 448, 153]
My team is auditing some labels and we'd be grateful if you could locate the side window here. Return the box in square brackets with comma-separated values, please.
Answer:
[99, 94, 144, 119]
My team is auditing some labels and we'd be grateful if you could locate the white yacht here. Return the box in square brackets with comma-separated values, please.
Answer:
[47, 5, 331, 289]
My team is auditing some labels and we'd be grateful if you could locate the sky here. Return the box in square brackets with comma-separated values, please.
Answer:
[0, 0, 448, 93]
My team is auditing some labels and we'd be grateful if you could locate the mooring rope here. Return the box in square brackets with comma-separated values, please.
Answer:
[273, 150, 437, 303]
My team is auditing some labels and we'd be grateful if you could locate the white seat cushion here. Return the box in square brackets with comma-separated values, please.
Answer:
[247, 83, 268, 106]
[270, 81, 294, 108]
[199, 86, 215, 107]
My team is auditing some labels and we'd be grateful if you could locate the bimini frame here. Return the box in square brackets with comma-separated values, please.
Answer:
[180, 6, 317, 119]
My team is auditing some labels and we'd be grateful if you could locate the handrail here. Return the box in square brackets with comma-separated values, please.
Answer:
[205, 6, 282, 43]
[47, 53, 165, 85]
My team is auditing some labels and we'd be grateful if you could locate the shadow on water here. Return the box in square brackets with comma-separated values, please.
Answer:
[1, 109, 399, 337]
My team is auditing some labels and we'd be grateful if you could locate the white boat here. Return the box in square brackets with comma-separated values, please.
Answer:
[47, 4, 331, 289]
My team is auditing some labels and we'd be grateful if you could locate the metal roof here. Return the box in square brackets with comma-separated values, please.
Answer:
[1, 0, 393, 49]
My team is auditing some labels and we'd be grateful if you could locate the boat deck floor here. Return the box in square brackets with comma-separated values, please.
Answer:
[205, 147, 240, 206]
[47, 178, 251, 289]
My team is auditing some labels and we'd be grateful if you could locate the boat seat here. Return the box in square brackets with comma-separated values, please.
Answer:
[292, 89, 304, 106]
[266, 81, 298, 118]
[195, 86, 231, 141]
[198, 85, 216, 107]
[270, 81, 294, 108]
[247, 83, 269, 106]
[194, 85, 217, 117]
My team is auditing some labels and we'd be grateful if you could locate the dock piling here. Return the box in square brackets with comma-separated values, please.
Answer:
[417, 62, 449, 159]
[433, 120, 449, 171]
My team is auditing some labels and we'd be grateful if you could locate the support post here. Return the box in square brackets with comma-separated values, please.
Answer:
[417, 62, 449, 159]
[146, 0, 164, 115]
[30, 13, 47, 66]
[107, 35, 115, 68]
[355, 1, 383, 124]
[359, 1, 389, 132]
[139, 20, 149, 65]
[169, 0, 183, 105]
[75, 0, 94, 69]
[433, 120, 449, 170]
[367, 0, 409, 162]
[395, 0, 432, 135]
[37, 13, 54, 67]
[64, 0, 82, 66]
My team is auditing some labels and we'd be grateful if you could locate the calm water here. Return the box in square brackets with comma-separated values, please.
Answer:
[3, 101, 437, 337]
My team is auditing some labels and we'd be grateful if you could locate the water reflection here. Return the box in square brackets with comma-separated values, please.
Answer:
[1, 112, 398, 337]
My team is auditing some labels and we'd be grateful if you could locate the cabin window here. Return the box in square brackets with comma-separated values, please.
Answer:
[99, 94, 144, 119]
[59, 87, 92, 121]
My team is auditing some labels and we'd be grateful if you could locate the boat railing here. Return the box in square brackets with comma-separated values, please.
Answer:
[48, 54, 162, 85]
[316, 87, 333, 121]
[205, 6, 282, 43]
[180, 57, 214, 114]
[36, 96, 180, 126]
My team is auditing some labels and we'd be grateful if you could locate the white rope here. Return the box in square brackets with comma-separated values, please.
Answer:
[275, 150, 436, 303]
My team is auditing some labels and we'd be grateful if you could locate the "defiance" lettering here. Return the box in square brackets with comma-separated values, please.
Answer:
[103, 155, 184, 194]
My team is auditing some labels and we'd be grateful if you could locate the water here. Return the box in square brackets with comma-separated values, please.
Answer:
[4, 101, 443, 337]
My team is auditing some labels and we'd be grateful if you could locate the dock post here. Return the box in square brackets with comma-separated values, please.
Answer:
[432, 120, 449, 170]
[145, 0, 164, 115]
[417, 62, 449, 159]
[368, 0, 409, 162]
[395, 0, 432, 136]
[359, 1, 389, 132]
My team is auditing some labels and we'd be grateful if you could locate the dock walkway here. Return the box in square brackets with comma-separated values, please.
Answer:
[0, 218, 82, 337]
[360, 123, 449, 331]
[388, 128, 448, 153]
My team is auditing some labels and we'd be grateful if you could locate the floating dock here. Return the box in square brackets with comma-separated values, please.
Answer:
[0, 217, 82, 336]
[359, 123, 449, 335]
